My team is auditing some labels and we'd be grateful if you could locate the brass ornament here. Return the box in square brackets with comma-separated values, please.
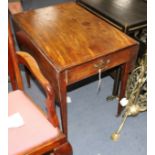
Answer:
[111, 132, 120, 141]
[111, 55, 147, 141]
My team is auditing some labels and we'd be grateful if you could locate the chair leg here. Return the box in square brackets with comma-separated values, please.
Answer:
[54, 142, 73, 155]
[9, 69, 17, 90]
[9, 53, 17, 90]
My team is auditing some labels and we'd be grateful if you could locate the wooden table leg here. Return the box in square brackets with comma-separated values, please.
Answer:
[112, 67, 121, 97]
[106, 67, 121, 101]
[24, 66, 31, 88]
[117, 63, 130, 116]
[58, 73, 68, 137]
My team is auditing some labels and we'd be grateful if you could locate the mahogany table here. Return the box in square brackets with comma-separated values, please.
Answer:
[77, 0, 147, 99]
[13, 2, 139, 136]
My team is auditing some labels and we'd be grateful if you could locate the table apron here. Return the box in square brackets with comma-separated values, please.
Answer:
[66, 45, 138, 85]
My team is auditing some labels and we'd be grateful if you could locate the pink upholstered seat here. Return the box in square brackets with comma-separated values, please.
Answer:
[8, 90, 59, 155]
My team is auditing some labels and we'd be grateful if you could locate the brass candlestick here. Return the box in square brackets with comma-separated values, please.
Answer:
[111, 55, 147, 141]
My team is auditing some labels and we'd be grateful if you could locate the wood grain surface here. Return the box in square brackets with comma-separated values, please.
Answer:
[13, 2, 137, 71]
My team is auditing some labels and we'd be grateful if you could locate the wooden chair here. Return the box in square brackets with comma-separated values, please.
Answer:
[8, 0, 32, 88]
[8, 20, 73, 155]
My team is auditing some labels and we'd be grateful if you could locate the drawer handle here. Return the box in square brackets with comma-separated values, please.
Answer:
[94, 63, 105, 69]
[94, 59, 109, 69]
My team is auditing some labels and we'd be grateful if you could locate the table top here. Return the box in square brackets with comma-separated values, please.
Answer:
[13, 2, 137, 71]
[77, 0, 147, 31]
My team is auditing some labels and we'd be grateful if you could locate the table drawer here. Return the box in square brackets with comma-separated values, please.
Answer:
[67, 48, 133, 85]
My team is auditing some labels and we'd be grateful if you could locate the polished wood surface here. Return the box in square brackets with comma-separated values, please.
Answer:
[13, 2, 139, 136]
[13, 2, 136, 70]
[8, 19, 73, 155]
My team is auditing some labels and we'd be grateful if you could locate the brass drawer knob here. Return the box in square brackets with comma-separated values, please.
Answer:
[94, 60, 105, 68]
[94, 59, 110, 69]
